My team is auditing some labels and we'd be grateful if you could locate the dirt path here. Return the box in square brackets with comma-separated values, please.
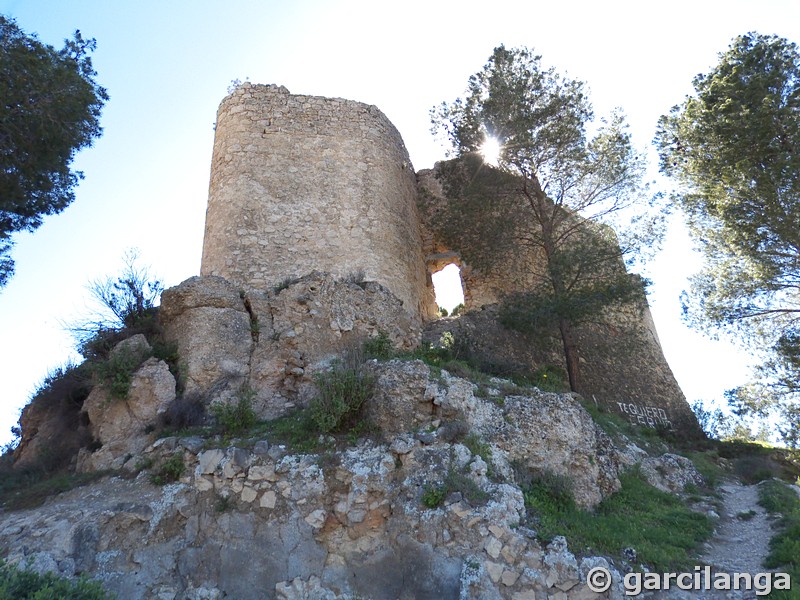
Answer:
[652, 481, 773, 599]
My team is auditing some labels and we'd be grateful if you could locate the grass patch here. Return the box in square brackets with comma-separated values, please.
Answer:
[0, 559, 111, 599]
[678, 450, 725, 489]
[263, 411, 321, 454]
[758, 478, 800, 598]
[522, 468, 713, 571]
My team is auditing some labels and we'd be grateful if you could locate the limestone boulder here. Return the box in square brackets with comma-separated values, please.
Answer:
[81, 357, 176, 471]
[366, 361, 620, 508]
[365, 359, 432, 434]
[640, 453, 705, 493]
[160, 275, 252, 401]
[158, 273, 421, 419]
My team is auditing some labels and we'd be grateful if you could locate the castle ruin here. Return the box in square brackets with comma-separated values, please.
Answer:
[197, 83, 697, 431]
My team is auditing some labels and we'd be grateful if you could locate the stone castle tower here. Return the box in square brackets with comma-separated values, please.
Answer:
[201, 84, 432, 321]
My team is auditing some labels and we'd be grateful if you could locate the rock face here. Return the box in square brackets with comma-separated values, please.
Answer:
[3, 357, 646, 599]
[159, 273, 420, 419]
[76, 335, 177, 472]
[368, 360, 620, 508]
[0, 433, 620, 600]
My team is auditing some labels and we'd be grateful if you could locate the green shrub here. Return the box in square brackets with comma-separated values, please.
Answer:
[421, 483, 448, 508]
[521, 471, 577, 516]
[444, 468, 490, 504]
[0, 559, 111, 599]
[363, 331, 393, 360]
[311, 350, 374, 434]
[211, 387, 258, 436]
[150, 452, 185, 485]
[263, 411, 320, 454]
[93, 346, 150, 400]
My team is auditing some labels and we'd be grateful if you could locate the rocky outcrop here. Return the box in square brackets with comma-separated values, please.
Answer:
[78, 355, 176, 472]
[159, 273, 420, 418]
[368, 360, 620, 508]
[639, 453, 705, 493]
[0, 432, 626, 600]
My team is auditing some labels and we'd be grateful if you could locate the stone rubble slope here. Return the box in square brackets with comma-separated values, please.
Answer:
[0, 356, 705, 600]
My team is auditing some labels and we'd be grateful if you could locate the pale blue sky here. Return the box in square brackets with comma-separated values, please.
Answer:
[2, 0, 798, 445]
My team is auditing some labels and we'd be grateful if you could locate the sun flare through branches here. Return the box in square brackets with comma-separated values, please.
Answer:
[480, 135, 501, 166]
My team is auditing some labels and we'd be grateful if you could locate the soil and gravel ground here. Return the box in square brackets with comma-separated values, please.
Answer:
[653, 481, 777, 599]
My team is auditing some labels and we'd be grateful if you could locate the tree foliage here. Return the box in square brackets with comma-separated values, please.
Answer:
[72, 249, 163, 359]
[0, 15, 108, 286]
[656, 33, 800, 444]
[431, 45, 652, 392]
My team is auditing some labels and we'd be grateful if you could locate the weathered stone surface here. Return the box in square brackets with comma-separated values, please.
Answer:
[366, 359, 432, 434]
[640, 453, 705, 493]
[160, 276, 252, 402]
[201, 84, 432, 322]
[80, 357, 176, 471]
[368, 360, 620, 508]
[159, 273, 420, 419]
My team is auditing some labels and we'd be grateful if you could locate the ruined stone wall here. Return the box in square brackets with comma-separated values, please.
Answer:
[201, 84, 432, 321]
[417, 162, 700, 435]
[417, 168, 538, 311]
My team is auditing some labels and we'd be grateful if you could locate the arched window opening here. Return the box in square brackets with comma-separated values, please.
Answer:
[431, 263, 465, 316]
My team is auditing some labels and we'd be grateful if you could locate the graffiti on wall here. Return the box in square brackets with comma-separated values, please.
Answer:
[616, 402, 673, 429]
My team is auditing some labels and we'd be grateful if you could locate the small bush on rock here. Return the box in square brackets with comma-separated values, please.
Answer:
[92, 346, 149, 400]
[363, 331, 393, 360]
[150, 452, 185, 485]
[421, 483, 448, 508]
[211, 386, 258, 436]
[311, 348, 374, 434]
